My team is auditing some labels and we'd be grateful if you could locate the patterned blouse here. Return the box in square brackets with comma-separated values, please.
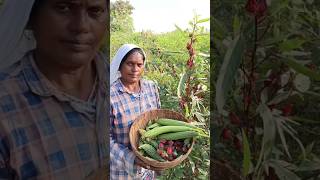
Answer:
[110, 78, 160, 180]
[0, 51, 108, 179]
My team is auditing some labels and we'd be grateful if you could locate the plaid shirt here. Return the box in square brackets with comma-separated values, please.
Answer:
[0, 51, 109, 179]
[110, 78, 160, 180]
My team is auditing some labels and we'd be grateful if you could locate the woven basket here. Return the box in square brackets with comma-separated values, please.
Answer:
[129, 109, 195, 170]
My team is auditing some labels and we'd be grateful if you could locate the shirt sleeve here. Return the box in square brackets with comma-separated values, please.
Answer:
[109, 104, 139, 176]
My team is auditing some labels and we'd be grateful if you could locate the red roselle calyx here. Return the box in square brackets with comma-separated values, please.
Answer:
[282, 104, 293, 116]
[187, 57, 194, 68]
[245, 0, 267, 18]
[222, 128, 233, 141]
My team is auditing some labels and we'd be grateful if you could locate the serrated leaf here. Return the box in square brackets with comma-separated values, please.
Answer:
[216, 34, 245, 114]
[242, 129, 251, 177]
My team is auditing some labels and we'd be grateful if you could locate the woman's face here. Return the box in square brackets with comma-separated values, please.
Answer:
[30, 0, 107, 68]
[119, 51, 144, 84]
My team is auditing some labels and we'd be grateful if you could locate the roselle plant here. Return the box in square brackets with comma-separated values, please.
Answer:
[213, 0, 320, 179]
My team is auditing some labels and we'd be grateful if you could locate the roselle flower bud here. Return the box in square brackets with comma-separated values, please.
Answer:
[187, 58, 194, 68]
[245, 0, 267, 17]
[222, 128, 232, 141]
[282, 104, 293, 116]
[186, 42, 192, 50]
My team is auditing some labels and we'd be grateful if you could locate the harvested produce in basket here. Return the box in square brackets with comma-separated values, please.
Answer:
[137, 118, 209, 162]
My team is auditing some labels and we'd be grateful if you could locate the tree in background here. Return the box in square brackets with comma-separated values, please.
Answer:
[110, 0, 134, 33]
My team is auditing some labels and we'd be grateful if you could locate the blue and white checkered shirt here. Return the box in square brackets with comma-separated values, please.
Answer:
[0, 51, 109, 179]
[110, 78, 160, 180]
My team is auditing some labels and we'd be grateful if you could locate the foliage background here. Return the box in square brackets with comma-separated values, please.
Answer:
[110, 0, 210, 179]
[212, 0, 320, 179]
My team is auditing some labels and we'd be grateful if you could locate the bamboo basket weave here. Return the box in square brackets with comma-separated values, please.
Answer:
[129, 109, 195, 170]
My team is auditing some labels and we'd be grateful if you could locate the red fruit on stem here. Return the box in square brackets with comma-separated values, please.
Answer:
[245, 0, 267, 17]
[229, 112, 241, 125]
[244, 95, 251, 107]
[187, 58, 194, 68]
[222, 128, 233, 141]
[186, 42, 192, 50]
[282, 104, 293, 116]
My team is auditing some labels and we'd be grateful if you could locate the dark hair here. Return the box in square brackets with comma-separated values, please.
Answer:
[119, 48, 145, 70]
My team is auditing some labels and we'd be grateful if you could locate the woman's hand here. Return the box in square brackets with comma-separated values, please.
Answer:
[134, 157, 164, 173]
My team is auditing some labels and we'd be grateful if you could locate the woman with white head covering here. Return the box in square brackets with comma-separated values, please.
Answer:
[0, 0, 109, 179]
[110, 44, 161, 179]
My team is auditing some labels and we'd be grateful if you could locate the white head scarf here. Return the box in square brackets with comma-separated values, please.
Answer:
[110, 44, 146, 85]
[0, 0, 36, 69]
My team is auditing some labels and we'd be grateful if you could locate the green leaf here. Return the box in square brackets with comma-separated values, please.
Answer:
[233, 15, 241, 36]
[291, 116, 320, 124]
[282, 58, 320, 81]
[215, 34, 245, 113]
[177, 72, 188, 98]
[212, 18, 228, 40]
[174, 24, 184, 33]
[279, 38, 305, 52]
[275, 118, 291, 159]
[297, 160, 320, 171]
[311, 46, 320, 65]
[242, 129, 251, 177]
[256, 103, 276, 170]
[268, 160, 301, 180]
[281, 118, 306, 158]
[196, 18, 210, 24]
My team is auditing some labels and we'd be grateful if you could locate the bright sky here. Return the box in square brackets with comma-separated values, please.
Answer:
[111, 0, 210, 33]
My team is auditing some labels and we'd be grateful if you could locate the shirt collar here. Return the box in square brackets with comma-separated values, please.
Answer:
[115, 78, 146, 95]
[21, 51, 109, 98]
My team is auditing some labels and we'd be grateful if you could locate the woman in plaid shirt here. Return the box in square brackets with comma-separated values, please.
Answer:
[0, 0, 108, 179]
[110, 44, 161, 179]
